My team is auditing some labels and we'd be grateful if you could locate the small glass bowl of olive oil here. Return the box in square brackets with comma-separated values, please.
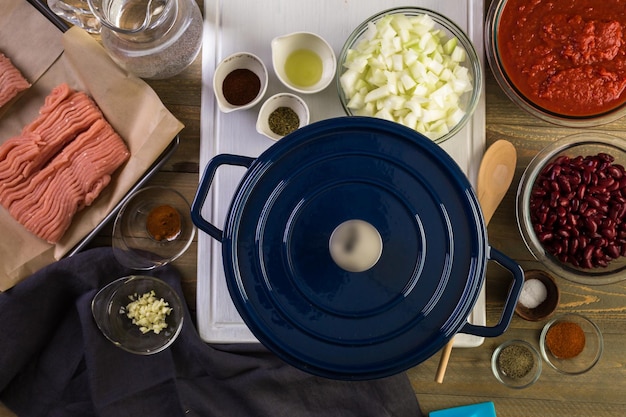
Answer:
[271, 31, 336, 94]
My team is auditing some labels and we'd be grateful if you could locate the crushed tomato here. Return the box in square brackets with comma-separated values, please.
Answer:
[497, 0, 626, 116]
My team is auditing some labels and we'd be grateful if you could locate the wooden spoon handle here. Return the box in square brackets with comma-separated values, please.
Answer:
[434, 139, 517, 383]
[434, 339, 454, 383]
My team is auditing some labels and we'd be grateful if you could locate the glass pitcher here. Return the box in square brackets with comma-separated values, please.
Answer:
[87, 0, 203, 79]
[47, 0, 102, 33]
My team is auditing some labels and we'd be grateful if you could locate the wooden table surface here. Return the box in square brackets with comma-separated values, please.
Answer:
[117, 50, 626, 416]
[4, 1, 624, 416]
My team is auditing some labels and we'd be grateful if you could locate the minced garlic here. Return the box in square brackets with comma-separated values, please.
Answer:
[125, 290, 172, 334]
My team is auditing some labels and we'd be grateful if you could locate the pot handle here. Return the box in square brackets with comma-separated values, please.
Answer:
[459, 247, 524, 338]
[191, 154, 255, 242]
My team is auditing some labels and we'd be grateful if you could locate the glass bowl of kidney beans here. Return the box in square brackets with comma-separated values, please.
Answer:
[517, 132, 626, 285]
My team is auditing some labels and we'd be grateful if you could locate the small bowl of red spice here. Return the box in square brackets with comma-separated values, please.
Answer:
[540, 313, 603, 375]
[486, 0, 626, 127]
[213, 52, 268, 113]
[112, 186, 196, 270]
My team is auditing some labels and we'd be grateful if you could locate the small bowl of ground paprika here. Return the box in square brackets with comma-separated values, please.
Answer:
[213, 52, 268, 113]
[540, 313, 604, 375]
[112, 186, 196, 270]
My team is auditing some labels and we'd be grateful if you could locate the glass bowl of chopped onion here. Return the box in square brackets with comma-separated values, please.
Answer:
[91, 275, 184, 355]
[337, 7, 482, 144]
[516, 132, 626, 286]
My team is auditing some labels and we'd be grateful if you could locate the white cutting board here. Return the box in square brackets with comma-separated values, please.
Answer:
[198, 0, 487, 346]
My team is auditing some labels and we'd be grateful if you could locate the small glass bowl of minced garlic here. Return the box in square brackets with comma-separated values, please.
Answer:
[91, 275, 184, 355]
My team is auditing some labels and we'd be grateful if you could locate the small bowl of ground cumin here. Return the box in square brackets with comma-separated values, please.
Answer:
[492, 339, 542, 389]
[540, 313, 604, 375]
[256, 93, 310, 140]
[112, 186, 196, 270]
[213, 52, 268, 113]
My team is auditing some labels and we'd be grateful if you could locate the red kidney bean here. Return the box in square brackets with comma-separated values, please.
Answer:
[608, 166, 622, 179]
[607, 244, 620, 258]
[538, 231, 553, 242]
[586, 195, 601, 208]
[602, 227, 617, 240]
[585, 217, 598, 234]
[569, 237, 579, 254]
[532, 188, 547, 198]
[529, 151, 626, 269]
[548, 213, 558, 226]
[558, 176, 571, 193]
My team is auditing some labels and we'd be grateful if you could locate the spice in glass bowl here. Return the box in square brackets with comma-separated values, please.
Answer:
[268, 106, 300, 136]
[497, 343, 536, 379]
[545, 321, 586, 359]
[146, 204, 182, 242]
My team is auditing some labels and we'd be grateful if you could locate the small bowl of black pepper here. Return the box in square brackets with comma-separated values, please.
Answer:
[492, 339, 542, 389]
[256, 93, 310, 140]
[213, 52, 268, 113]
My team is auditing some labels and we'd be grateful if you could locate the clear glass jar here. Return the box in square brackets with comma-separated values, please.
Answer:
[47, 0, 102, 33]
[87, 0, 203, 79]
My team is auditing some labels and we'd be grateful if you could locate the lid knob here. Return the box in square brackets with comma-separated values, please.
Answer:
[329, 220, 382, 272]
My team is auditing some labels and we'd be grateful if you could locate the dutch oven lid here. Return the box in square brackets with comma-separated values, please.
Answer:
[222, 117, 487, 380]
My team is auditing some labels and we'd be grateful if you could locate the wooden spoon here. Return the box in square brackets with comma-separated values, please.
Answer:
[434, 139, 517, 383]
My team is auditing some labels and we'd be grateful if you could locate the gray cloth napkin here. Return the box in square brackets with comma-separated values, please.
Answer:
[0, 247, 423, 417]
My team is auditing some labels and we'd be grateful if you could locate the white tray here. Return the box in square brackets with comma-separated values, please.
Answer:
[199, 0, 486, 347]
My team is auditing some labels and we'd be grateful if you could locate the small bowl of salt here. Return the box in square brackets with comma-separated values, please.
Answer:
[515, 269, 560, 322]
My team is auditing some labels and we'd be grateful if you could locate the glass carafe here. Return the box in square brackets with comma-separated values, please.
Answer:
[87, 0, 203, 79]
[47, 0, 102, 33]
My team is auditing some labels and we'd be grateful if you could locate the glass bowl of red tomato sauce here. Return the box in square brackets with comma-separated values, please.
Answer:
[486, 0, 626, 127]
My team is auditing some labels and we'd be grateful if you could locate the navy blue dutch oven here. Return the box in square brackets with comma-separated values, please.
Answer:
[191, 117, 523, 380]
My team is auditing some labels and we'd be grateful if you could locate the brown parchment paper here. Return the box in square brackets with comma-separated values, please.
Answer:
[0, 0, 185, 291]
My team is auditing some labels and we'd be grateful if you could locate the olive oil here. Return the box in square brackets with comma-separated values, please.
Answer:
[284, 49, 323, 87]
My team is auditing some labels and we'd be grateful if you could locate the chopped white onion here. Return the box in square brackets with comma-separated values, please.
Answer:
[340, 13, 474, 140]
